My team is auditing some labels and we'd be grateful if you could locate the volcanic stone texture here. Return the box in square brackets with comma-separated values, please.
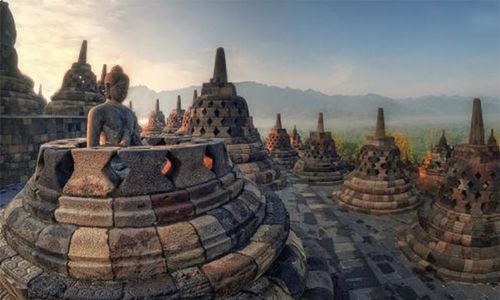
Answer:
[398, 98, 500, 283]
[0, 138, 305, 298]
[45, 41, 104, 116]
[334, 108, 421, 214]
[293, 113, 351, 185]
[187, 48, 283, 189]
[265, 114, 299, 170]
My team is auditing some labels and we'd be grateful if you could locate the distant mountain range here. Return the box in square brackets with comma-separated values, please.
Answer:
[128, 82, 500, 132]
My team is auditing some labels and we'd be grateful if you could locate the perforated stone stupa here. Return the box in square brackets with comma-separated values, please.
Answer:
[0, 66, 306, 298]
[333, 108, 422, 214]
[0, 1, 46, 115]
[265, 114, 299, 169]
[293, 113, 351, 184]
[289, 125, 304, 155]
[398, 98, 500, 282]
[163, 95, 185, 133]
[417, 130, 452, 194]
[176, 90, 196, 135]
[45, 41, 104, 116]
[142, 99, 166, 137]
[187, 48, 282, 188]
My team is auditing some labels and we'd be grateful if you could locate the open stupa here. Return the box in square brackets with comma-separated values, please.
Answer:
[417, 130, 452, 194]
[163, 95, 185, 134]
[265, 114, 299, 169]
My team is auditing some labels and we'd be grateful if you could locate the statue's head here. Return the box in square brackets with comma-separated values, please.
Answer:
[104, 65, 129, 103]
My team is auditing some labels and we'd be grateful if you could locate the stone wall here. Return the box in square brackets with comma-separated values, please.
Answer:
[0, 116, 86, 187]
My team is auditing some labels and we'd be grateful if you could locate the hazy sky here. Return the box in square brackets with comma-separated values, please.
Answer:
[10, 0, 500, 99]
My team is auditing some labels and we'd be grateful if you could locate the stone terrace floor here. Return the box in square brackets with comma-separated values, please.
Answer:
[282, 174, 500, 300]
[0, 177, 499, 300]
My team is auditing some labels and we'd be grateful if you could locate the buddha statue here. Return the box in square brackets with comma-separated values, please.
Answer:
[86, 65, 142, 147]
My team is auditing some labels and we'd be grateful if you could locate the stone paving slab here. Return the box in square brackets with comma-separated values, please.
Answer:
[280, 174, 499, 300]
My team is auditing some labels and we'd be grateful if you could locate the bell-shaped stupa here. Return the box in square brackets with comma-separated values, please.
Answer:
[45, 40, 104, 116]
[398, 98, 500, 282]
[293, 113, 351, 184]
[0, 64, 305, 298]
[333, 108, 422, 214]
[0, 1, 46, 115]
[176, 90, 196, 135]
[142, 98, 166, 136]
[289, 125, 304, 155]
[163, 95, 185, 133]
[265, 114, 299, 169]
[417, 130, 452, 194]
[187, 48, 282, 188]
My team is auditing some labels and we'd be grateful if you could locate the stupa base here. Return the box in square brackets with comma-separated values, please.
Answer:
[333, 191, 422, 215]
[397, 224, 500, 283]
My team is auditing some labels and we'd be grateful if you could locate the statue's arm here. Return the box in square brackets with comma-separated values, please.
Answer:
[87, 107, 103, 147]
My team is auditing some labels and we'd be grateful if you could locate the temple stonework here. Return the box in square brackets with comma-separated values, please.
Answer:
[175, 90, 196, 135]
[187, 48, 283, 188]
[142, 98, 166, 136]
[45, 40, 104, 116]
[398, 98, 500, 282]
[163, 95, 185, 133]
[293, 113, 351, 184]
[0, 1, 46, 115]
[417, 130, 452, 194]
[333, 108, 422, 214]
[289, 125, 304, 155]
[265, 114, 299, 169]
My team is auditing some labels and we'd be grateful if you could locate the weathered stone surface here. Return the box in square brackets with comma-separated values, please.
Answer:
[190, 215, 231, 261]
[172, 267, 213, 299]
[63, 280, 123, 300]
[34, 224, 76, 274]
[55, 196, 113, 227]
[167, 144, 217, 188]
[68, 227, 112, 280]
[150, 190, 194, 224]
[187, 179, 230, 214]
[116, 147, 175, 196]
[157, 222, 205, 270]
[34, 147, 74, 192]
[238, 241, 275, 277]
[265, 114, 299, 170]
[202, 252, 258, 297]
[123, 274, 178, 299]
[113, 195, 156, 227]
[109, 227, 166, 279]
[28, 272, 73, 299]
[0, 255, 42, 290]
[63, 148, 119, 197]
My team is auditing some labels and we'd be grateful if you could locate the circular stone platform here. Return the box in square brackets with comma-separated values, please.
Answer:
[0, 138, 305, 299]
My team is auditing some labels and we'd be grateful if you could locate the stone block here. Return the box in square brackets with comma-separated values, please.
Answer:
[109, 227, 166, 279]
[68, 227, 112, 280]
[0, 255, 43, 289]
[28, 272, 73, 299]
[63, 280, 123, 300]
[123, 274, 178, 299]
[167, 144, 217, 188]
[187, 180, 230, 214]
[190, 215, 232, 261]
[34, 224, 76, 274]
[202, 252, 258, 297]
[34, 147, 74, 192]
[150, 190, 193, 224]
[172, 267, 213, 299]
[115, 147, 175, 196]
[113, 195, 156, 227]
[63, 148, 119, 197]
[205, 142, 231, 176]
[157, 222, 205, 270]
[238, 241, 275, 276]
[55, 196, 113, 227]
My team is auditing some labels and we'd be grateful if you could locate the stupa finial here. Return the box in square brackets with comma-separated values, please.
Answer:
[78, 40, 87, 64]
[437, 129, 448, 147]
[177, 95, 182, 111]
[375, 107, 386, 138]
[275, 113, 282, 129]
[38, 84, 43, 97]
[488, 128, 497, 146]
[211, 47, 228, 84]
[100, 64, 107, 82]
[317, 112, 325, 132]
[193, 89, 198, 100]
[469, 98, 485, 145]
[155, 98, 160, 113]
